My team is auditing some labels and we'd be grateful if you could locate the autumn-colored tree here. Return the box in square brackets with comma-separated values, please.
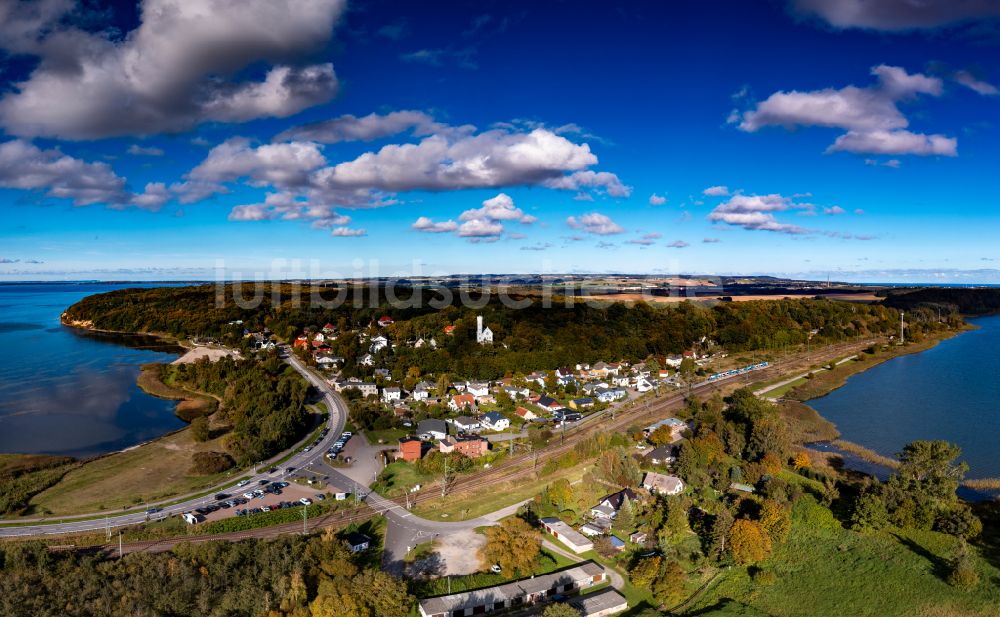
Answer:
[190, 416, 210, 442]
[306, 527, 358, 580]
[629, 555, 662, 588]
[648, 425, 675, 446]
[727, 519, 772, 565]
[480, 517, 542, 576]
[709, 508, 734, 561]
[350, 569, 412, 617]
[761, 452, 782, 475]
[792, 451, 811, 471]
[758, 500, 791, 544]
[652, 560, 687, 606]
[541, 602, 582, 617]
[594, 448, 641, 487]
[547, 479, 575, 511]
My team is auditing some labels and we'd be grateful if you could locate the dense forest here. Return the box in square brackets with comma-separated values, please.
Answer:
[881, 287, 1000, 315]
[62, 283, 962, 381]
[160, 356, 311, 466]
[0, 526, 411, 617]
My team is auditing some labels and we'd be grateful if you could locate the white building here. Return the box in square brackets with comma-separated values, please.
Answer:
[370, 335, 389, 353]
[382, 387, 402, 403]
[476, 315, 493, 345]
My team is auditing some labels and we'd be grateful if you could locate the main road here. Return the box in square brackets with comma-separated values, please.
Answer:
[0, 346, 349, 538]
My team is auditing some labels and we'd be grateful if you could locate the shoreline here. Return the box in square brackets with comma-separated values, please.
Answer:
[787, 324, 1000, 495]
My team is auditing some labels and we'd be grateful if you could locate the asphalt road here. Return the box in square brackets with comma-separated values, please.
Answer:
[0, 348, 349, 538]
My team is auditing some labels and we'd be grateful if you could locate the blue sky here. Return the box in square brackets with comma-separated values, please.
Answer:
[1, 0, 999, 282]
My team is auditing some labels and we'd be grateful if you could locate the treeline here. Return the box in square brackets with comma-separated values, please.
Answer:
[882, 287, 1000, 316]
[0, 527, 411, 617]
[162, 356, 311, 466]
[65, 284, 944, 381]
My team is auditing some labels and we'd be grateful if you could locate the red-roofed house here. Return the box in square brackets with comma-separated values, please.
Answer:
[399, 437, 424, 462]
[515, 406, 537, 420]
[443, 325, 456, 335]
[449, 393, 476, 412]
[378, 315, 394, 327]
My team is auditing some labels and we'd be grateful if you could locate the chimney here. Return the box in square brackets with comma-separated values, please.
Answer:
[477, 315, 483, 337]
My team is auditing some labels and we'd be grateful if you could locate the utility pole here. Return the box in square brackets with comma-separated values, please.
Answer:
[105, 516, 111, 542]
[118, 531, 123, 559]
[302, 505, 308, 535]
[900, 311, 905, 344]
[441, 457, 449, 498]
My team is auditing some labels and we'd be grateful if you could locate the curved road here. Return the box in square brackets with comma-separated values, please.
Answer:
[0, 347, 348, 538]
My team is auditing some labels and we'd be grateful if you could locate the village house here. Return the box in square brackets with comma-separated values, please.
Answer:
[645, 445, 676, 466]
[590, 488, 640, 520]
[466, 381, 491, 399]
[417, 419, 448, 441]
[398, 437, 424, 462]
[568, 397, 594, 410]
[581, 382, 608, 396]
[526, 371, 548, 387]
[643, 417, 687, 440]
[449, 416, 481, 433]
[412, 381, 434, 401]
[438, 434, 489, 458]
[611, 374, 630, 387]
[502, 385, 529, 399]
[344, 532, 371, 553]
[664, 354, 684, 368]
[314, 352, 344, 369]
[514, 406, 537, 421]
[536, 395, 564, 412]
[480, 411, 510, 431]
[377, 315, 394, 327]
[322, 323, 337, 334]
[369, 335, 389, 353]
[642, 472, 685, 495]
[448, 393, 476, 412]
[381, 386, 402, 403]
[417, 562, 610, 617]
[595, 387, 627, 403]
[358, 353, 374, 367]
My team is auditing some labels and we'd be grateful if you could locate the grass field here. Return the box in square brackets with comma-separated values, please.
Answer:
[411, 460, 592, 521]
[27, 426, 239, 515]
[684, 524, 1000, 617]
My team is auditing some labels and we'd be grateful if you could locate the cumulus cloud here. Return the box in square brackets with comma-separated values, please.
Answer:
[648, 193, 667, 206]
[227, 192, 350, 228]
[188, 138, 327, 189]
[411, 217, 459, 233]
[734, 64, 955, 157]
[667, 240, 690, 248]
[566, 212, 625, 235]
[274, 110, 457, 143]
[127, 145, 164, 157]
[412, 193, 532, 242]
[828, 129, 956, 156]
[0, 0, 346, 139]
[0, 139, 128, 206]
[313, 128, 601, 194]
[707, 193, 813, 234]
[788, 0, 1000, 31]
[953, 70, 999, 96]
[703, 185, 730, 196]
[824, 205, 847, 215]
[130, 182, 171, 211]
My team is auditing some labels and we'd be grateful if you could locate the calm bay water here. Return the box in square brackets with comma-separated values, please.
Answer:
[810, 316, 1000, 479]
[0, 283, 185, 458]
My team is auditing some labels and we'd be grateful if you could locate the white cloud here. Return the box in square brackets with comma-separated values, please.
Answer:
[130, 182, 171, 211]
[127, 145, 164, 157]
[703, 185, 730, 196]
[667, 240, 690, 248]
[227, 192, 350, 228]
[648, 193, 667, 206]
[824, 206, 846, 215]
[954, 70, 999, 96]
[0, 0, 345, 139]
[188, 138, 327, 188]
[627, 232, 662, 246]
[734, 64, 955, 157]
[566, 212, 625, 235]
[458, 193, 534, 223]
[411, 217, 459, 233]
[458, 218, 504, 238]
[331, 227, 366, 237]
[543, 170, 632, 198]
[314, 128, 600, 193]
[829, 129, 957, 156]
[275, 110, 458, 143]
[789, 0, 1000, 31]
[707, 192, 812, 234]
[703, 237, 721, 243]
[0, 139, 129, 206]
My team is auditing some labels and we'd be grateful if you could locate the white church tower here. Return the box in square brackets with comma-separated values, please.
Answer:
[476, 315, 493, 345]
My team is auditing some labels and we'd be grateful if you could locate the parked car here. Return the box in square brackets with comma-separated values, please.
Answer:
[299, 498, 312, 506]
[145, 507, 161, 515]
[236, 479, 250, 487]
[315, 493, 326, 501]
